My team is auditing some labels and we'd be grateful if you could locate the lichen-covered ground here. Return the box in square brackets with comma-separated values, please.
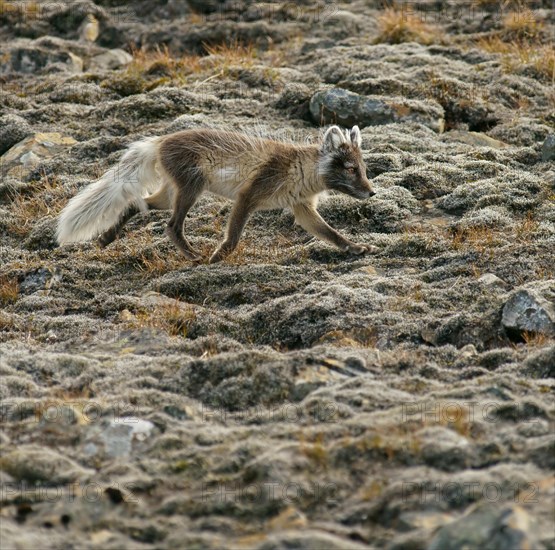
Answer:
[1, 1, 554, 548]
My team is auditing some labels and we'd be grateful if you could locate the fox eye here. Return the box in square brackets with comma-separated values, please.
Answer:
[345, 166, 356, 174]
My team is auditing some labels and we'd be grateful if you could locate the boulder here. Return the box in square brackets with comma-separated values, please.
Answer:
[0, 446, 92, 484]
[502, 287, 555, 339]
[3, 46, 83, 74]
[309, 88, 444, 132]
[0, 114, 32, 156]
[429, 503, 537, 550]
[0, 132, 77, 180]
[541, 134, 555, 161]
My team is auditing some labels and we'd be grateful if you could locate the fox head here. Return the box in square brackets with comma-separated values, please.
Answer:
[318, 125, 375, 200]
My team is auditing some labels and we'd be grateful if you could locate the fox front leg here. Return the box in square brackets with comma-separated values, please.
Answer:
[209, 191, 259, 264]
[293, 203, 374, 255]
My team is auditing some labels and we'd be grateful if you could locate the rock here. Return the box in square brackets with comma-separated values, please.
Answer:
[89, 48, 133, 71]
[83, 417, 156, 460]
[19, 267, 62, 294]
[502, 288, 555, 339]
[0, 132, 77, 180]
[541, 134, 555, 161]
[418, 426, 473, 472]
[4, 45, 83, 74]
[478, 273, 508, 288]
[322, 10, 361, 40]
[526, 436, 555, 469]
[274, 83, 312, 120]
[428, 503, 537, 550]
[397, 511, 453, 532]
[0, 446, 92, 484]
[257, 530, 370, 550]
[309, 88, 444, 132]
[523, 346, 555, 378]
[0, 114, 32, 156]
[443, 131, 508, 149]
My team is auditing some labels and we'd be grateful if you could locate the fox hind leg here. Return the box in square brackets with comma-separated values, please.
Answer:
[166, 178, 204, 261]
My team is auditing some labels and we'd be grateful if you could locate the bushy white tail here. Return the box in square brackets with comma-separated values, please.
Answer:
[56, 137, 160, 244]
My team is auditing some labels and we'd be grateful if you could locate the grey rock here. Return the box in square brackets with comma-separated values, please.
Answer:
[0, 446, 92, 484]
[542, 134, 555, 161]
[0, 132, 77, 180]
[19, 267, 62, 294]
[502, 288, 555, 338]
[83, 417, 156, 460]
[418, 426, 473, 472]
[428, 503, 537, 550]
[309, 88, 444, 132]
[4, 46, 83, 74]
[0, 115, 32, 156]
[443, 131, 508, 149]
[478, 273, 508, 288]
[89, 48, 133, 71]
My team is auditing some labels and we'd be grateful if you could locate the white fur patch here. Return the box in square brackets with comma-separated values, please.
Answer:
[350, 125, 362, 148]
[322, 126, 346, 152]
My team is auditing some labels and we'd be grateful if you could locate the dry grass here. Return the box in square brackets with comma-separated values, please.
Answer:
[514, 212, 539, 242]
[203, 39, 258, 64]
[0, 1, 39, 19]
[0, 276, 19, 306]
[450, 227, 503, 255]
[477, 37, 554, 82]
[135, 245, 186, 276]
[7, 194, 51, 237]
[108, 40, 270, 93]
[375, 7, 443, 45]
[6, 175, 65, 237]
[121, 302, 196, 338]
[502, 8, 544, 40]
[521, 331, 553, 347]
[130, 45, 203, 79]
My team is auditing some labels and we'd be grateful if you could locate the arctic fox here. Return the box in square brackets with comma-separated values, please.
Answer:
[57, 125, 376, 263]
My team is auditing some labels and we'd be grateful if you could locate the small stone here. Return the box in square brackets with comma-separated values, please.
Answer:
[89, 48, 133, 71]
[397, 511, 453, 532]
[418, 426, 473, 472]
[269, 506, 307, 530]
[444, 131, 507, 149]
[83, 417, 156, 459]
[478, 273, 507, 288]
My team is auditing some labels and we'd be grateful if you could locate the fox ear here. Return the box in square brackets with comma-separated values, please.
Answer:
[350, 126, 362, 148]
[322, 126, 346, 153]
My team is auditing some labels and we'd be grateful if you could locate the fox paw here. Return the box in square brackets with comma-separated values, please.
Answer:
[209, 249, 226, 264]
[347, 243, 378, 255]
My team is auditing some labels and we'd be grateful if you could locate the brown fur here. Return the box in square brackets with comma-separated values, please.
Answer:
[98, 127, 375, 263]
